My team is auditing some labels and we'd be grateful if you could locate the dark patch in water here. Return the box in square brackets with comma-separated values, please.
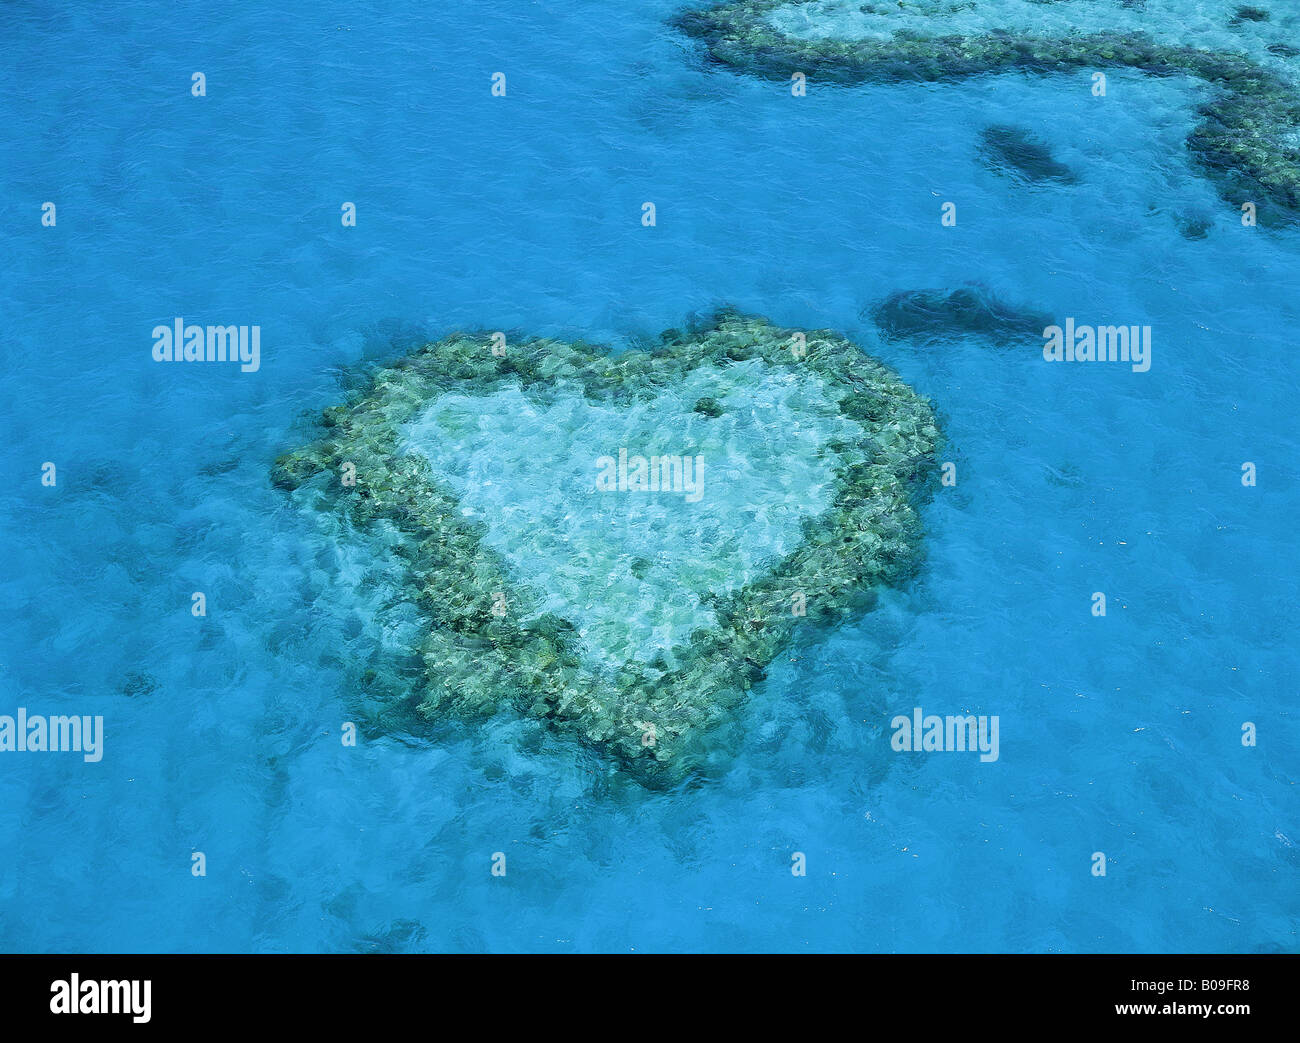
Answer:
[354, 919, 427, 954]
[1229, 6, 1270, 26]
[869, 287, 1053, 347]
[1176, 212, 1213, 240]
[199, 457, 241, 477]
[978, 124, 1079, 185]
[121, 672, 158, 698]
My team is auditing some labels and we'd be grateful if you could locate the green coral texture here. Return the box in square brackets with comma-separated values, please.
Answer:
[674, 0, 1300, 224]
[273, 313, 940, 781]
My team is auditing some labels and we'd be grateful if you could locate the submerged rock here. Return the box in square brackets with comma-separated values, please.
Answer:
[977, 125, 1079, 185]
[1176, 211, 1214, 239]
[1230, 6, 1270, 25]
[869, 287, 1053, 347]
[673, 0, 1300, 225]
[274, 312, 941, 783]
[121, 672, 158, 698]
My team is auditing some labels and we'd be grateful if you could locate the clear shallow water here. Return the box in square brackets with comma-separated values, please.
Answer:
[1, 0, 1296, 952]
[401, 363, 854, 673]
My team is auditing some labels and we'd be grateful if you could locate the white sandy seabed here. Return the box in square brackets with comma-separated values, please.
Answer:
[401, 359, 866, 675]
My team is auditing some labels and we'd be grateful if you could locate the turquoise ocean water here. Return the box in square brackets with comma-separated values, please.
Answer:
[1, 0, 1296, 952]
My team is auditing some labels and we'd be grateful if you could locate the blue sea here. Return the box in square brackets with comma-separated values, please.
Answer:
[1, 0, 1296, 953]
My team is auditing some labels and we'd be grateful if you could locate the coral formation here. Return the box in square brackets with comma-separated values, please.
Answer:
[273, 313, 940, 782]
[673, 0, 1300, 225]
